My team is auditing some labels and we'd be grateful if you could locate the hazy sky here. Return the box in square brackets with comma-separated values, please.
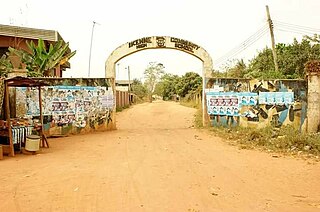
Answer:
[1, 0, 320, 80]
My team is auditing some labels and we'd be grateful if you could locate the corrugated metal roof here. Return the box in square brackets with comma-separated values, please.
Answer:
[0, 24, 58, 41]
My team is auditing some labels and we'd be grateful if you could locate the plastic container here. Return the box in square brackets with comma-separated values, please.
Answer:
[25, 135, 40, 151]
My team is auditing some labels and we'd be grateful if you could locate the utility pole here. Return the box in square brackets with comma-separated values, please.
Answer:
[88, 21, 99, 77]
[266, 5, 279, 72]
[127, 66, 131, 105]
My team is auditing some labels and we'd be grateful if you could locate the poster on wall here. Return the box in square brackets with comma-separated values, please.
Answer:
[207, 92, 258, 116]
[259, 92, 294, 105]
[18, 85, 114, 126]
[207, 92, 240, 116]
[239, 92, 258, 106]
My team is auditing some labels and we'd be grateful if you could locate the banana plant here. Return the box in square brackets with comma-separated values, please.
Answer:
[9, 38, 76, 77]
[0, 54, 13, 77]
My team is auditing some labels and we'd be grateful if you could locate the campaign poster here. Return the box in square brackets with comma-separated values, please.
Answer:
[275, 92, 285, 105]
[206, 92, 240, 116]
[239, 92, 258, 106]
[258, 92, 267, 104]
[259, 92, 294, 105]
[283, 92, 294, 104]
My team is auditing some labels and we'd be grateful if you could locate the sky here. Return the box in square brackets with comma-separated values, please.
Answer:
[1, 0, 320, 80]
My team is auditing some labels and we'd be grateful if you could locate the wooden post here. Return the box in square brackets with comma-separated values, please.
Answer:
[5, 82, 14, 156]
[38, 86, 49, 148]
[266, 5, 279, 72]
[38, 86, 44, 147]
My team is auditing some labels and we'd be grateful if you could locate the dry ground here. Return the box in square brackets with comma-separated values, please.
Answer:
[0, 101, 319, 212]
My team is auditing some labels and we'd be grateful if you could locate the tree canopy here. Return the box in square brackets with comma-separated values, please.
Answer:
[131, 78, 147, 100]
[220, 35, 320, 79]
[154, 71, 202, 100]
[144, 62, 165, 102]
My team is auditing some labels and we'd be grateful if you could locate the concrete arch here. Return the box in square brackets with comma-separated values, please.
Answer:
[105, 36, 213, 126]
[105, 36, 212, 78]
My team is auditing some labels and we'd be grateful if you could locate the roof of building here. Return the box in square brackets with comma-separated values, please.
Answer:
[0, 24, 71, 70]
[116, 80, 133, 85]
[5, 76, 49, 87]
[0, 24, 62, 42]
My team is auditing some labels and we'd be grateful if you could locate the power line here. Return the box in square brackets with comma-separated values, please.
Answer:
[275, 24, 320, 34]
[273, 20, 320, 37]
[275, 27, 317, 36]
[274, 20, 320, 33]
[215, 24, 268, 66]
[215, 25, 268, 64]
[214, 20, 320, 69]
[215, 30, 267, 65]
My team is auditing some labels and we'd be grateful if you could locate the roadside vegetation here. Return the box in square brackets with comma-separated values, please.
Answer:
[184, 101, 320, 159]
[215, 34, 320, 79]
[210, 125, 320, 158]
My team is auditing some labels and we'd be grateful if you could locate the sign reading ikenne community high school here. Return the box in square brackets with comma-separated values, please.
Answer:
[128, 36, 200, 53]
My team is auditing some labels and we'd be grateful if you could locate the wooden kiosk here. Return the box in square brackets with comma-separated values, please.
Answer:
[2, 76, 49, 156]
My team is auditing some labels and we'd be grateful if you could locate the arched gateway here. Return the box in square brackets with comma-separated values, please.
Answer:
[105, 36, 213, 126]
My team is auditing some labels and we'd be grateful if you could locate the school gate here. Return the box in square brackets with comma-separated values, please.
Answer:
[105, 36, 213, 127]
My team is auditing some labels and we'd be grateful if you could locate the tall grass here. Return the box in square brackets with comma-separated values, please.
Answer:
[210, 125, 320, 157]
[179, 99, 320, 157]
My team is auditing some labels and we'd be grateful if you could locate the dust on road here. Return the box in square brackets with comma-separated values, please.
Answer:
[1, 101, 319, 211]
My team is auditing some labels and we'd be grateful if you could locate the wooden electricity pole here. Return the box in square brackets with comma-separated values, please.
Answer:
[266, 5, 279, 72]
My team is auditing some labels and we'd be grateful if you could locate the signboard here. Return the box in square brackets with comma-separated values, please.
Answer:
[128, 36, 201, 53]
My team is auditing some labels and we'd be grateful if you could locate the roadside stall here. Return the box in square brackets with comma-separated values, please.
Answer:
[0, 76, 49, 157]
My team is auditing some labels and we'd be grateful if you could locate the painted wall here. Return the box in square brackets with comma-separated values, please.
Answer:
[15, 78, 116, 136]
[206, 78, 307, 132]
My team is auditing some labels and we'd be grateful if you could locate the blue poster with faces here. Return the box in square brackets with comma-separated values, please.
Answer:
[258, 92, 294, 105]
[239, 92, 258, 106]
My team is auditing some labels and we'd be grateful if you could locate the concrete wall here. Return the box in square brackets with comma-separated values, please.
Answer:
[206, 78, 307, 132]
[15, 78, 116, 136]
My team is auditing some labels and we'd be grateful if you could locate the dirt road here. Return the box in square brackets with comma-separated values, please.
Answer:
[1, 101, 320, 211]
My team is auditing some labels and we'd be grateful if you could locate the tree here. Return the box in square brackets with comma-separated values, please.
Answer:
[8, 38, 76, 77]
[175, 72, 202, 98]
[131, 78, 147, 100]
[154, 73, 180, 100]
[222, 35, 320, 79]
[144, 62, 165, 102]
[223, 59, 247, 78]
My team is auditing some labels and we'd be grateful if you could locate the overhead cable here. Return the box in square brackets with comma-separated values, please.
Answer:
[215, 24, 268, 66]
[274, 20, 320, 33]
